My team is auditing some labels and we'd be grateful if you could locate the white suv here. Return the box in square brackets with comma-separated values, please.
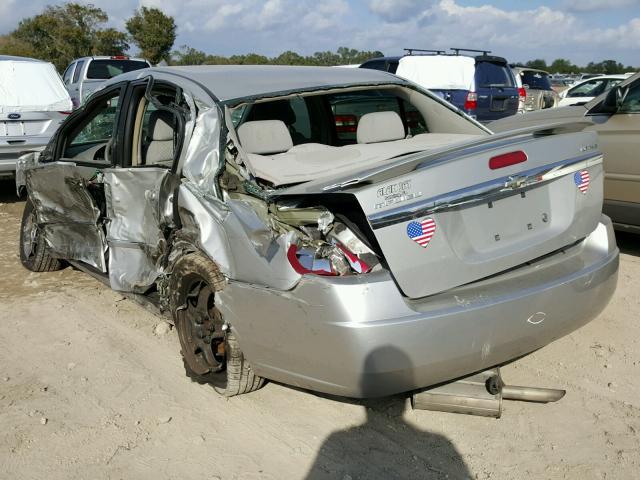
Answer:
[62, 56, 151, 109]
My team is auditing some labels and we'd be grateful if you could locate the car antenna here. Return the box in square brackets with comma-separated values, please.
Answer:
[450, 47, 492, 56]
[404, 48, 447, 56]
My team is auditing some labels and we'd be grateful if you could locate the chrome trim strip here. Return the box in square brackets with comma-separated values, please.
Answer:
[369, 153, 602, 229]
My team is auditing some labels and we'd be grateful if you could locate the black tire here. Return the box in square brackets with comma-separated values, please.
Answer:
[170, 252, 264, 397]
[19, 198, 63, 272]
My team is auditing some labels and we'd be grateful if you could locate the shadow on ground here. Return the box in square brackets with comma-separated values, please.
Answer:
[616, 231, 639, 257]
[303, 347, 471, 480]
[0, 178, 21, 204]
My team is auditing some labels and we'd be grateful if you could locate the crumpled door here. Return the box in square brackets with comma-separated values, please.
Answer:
[26, 162, 107, 271]
[103, 168, 172, 292]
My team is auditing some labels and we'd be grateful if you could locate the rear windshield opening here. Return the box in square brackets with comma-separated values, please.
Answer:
[86, 60, 149, 80]
[475, 62, 515, 88]
[520, 71, 552, 90]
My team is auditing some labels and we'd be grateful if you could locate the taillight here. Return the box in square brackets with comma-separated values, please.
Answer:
[334, 114, 357, 133]
[110, 55, 129, 60]
[518, 87, 527, 101]
[489, 151, 528, 170]
[59, 111, 72, 115]
[287, 245, 337, 276]
[464, 92, 477, 111]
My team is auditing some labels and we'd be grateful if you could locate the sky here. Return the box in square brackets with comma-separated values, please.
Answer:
[1, 0, 639, 66]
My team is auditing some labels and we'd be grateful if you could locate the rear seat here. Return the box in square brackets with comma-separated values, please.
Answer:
[236, 116, 480, 187]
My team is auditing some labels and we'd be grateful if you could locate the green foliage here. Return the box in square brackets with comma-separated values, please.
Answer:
[172, 45, 208, 65]
[126, 7, 176, 64]
[549, 58, 578, 74]
[9, 2, 126, 71]
[0, 34, 36, 58]
[584, 59, 627, 75]
[170, 46, 387, 67]
[525, 59, 547, 70]
[93, 28, 129, 57]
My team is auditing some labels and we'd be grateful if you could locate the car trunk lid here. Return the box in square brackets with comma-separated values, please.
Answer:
[355, 131, 602, 298]
[273, 126, 603, 298]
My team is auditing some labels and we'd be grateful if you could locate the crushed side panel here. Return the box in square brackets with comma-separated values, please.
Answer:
[25, 163, 107, 271]
[104, 168, 170, 292]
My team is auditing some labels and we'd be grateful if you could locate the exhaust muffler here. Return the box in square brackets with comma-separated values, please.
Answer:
[411, 368, 565, 418]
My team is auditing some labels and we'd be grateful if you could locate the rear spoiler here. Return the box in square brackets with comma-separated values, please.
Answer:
[270, 121, 595, 198]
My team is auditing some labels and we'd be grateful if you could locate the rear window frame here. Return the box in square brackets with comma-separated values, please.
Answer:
[85, 59, 150, 80]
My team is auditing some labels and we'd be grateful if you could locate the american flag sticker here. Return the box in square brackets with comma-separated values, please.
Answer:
[574, 170, 590, 194]
[407, 218, 436, 248]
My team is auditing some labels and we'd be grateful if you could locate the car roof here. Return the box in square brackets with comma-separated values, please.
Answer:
[574, 74, 628, 83]
[119, 65, 407, 103]
[71, 56, 149, 63]
[0, 55, 46, 63]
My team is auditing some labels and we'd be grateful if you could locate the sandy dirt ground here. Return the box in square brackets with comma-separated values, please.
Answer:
[0, 178, 639, 480]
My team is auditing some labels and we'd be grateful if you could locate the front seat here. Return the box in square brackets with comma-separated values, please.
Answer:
[143, 110, 175, 166]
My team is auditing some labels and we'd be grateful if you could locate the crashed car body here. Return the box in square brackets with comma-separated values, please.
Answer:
[17, 66, 618, 398]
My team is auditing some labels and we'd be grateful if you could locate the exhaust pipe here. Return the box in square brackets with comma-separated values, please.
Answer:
[412, 368, 566, 418]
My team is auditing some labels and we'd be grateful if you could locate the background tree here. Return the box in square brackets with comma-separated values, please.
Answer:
[93, 28, 129, 56]
[585, 59, 626, 75]
[524, 59, 547, 70]
[172, 45, 207, 65]
[126, 7, 176, 64]
[549, 58, 578, 74]
[8, 2, 126, 71]
[0, 34, 36, 58]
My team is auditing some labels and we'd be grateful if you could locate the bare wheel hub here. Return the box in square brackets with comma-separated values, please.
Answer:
[22, 210, 38, 259]
[177, 279, 226, 376]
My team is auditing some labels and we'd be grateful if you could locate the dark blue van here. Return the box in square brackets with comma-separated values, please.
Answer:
[359, 49, 519, 123]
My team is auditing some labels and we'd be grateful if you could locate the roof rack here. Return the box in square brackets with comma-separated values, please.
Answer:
[450, 47, 492, 56]
[404, 48, 447, 56]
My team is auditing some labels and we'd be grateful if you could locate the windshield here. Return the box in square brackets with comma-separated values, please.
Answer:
[521, 71, 552, 90]
[475, 62, 515, 88]
[86, 59, 149, 80]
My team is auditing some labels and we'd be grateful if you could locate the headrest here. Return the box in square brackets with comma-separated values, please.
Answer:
[237, 120, 293, 155]
[356, 111, 405, 144]
[148, 110, 175, 141]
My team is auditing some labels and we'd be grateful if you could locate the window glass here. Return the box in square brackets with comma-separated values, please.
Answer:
[289, 97, 312, 140]
[86, 60, 150, 80]
[361, 60, 387, 71]
[138, 101, 178, 166]
[568, 79, 606, 97]
[475, 62, 515, 88]
[606, 79, 624, 90]
[72, 60, 84, 83]
[328, 90, 427, 144]
[69, 95, 119, 147]
[520, 71, 552, 90]
[62, 63, 74, 85]
[618, 82, 640, 113]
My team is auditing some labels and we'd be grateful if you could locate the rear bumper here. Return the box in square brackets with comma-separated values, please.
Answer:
[218, 216, 619, 398]
[0, 141, 47, 176]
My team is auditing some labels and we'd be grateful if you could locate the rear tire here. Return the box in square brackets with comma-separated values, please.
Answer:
[170, 252, 264, 397]
[19, 198, 63, 272]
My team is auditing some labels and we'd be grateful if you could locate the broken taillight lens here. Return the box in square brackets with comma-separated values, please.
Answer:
[287, 245, 337, 276]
